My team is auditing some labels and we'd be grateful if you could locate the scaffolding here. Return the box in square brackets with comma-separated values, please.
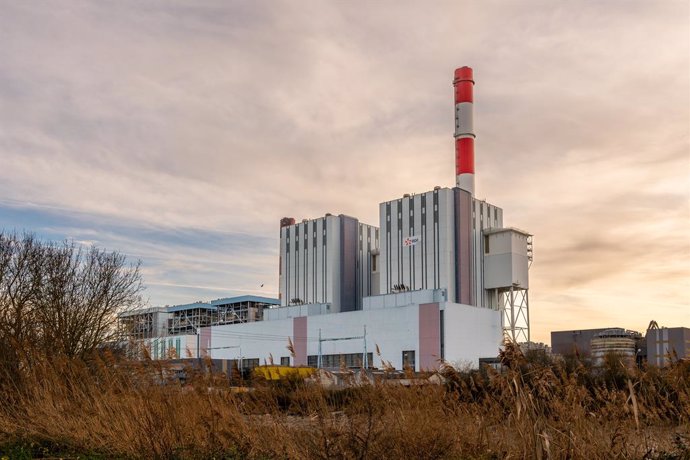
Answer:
[118, 307, 166, 339]
[214, 299, 265, 324]
[483, 229, 532, 345]
[167, 298, 275, 335]
[499, 285, 530, 344]
[168, 305, 217, 336]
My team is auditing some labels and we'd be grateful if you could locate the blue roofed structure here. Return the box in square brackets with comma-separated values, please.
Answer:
[211, 295, 280, 306]
[167, 302, 217, 313]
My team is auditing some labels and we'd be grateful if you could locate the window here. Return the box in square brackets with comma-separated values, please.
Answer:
[307, 353, 374, 369]
[402, 350, 415, 370]
[484, 235, 490, 254]
[280, 356, 290, 366]
[371, 254, 378, 272]
[242, 358, 260, 370]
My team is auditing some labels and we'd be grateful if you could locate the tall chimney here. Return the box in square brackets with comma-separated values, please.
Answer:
[453, 66, 475, 195]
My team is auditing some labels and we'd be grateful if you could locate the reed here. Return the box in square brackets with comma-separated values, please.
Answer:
[0, 343, 687, 459]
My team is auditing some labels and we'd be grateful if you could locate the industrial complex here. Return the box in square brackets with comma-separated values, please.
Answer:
[121, 66, 532, 372]
[120, 67, 687, 373]
[552, 323, 690, 367]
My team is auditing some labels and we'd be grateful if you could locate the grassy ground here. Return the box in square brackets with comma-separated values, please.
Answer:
[0, 344, 688, 459]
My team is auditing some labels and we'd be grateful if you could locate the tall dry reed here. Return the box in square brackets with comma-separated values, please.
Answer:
[0, 343, 688, 459]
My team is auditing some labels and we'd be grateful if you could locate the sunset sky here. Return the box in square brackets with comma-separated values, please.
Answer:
[1, 1, 688, 343]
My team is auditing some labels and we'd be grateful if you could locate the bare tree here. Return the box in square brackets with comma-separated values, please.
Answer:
[0, 233, 43, 375]
[0, 232, 144, 370]
[33, 241, 144, 358]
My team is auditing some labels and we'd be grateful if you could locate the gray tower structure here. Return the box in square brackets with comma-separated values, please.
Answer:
[279, 214, 379, 313]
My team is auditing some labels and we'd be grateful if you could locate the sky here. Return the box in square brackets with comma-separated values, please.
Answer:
[0, 1, 688, 343]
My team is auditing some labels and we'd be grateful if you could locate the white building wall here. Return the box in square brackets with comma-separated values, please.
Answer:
[209, 319, 295, 363]
[313, 308, 421, 370]
[208, 307, 419, 370]
[443, 302, 503, 368]
[203, 296, 501, 371]
[483, 230, 530, 290]
[142, 296, 503, 370]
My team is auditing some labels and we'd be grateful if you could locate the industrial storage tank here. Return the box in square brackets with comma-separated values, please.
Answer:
[590, 328, 638, 365]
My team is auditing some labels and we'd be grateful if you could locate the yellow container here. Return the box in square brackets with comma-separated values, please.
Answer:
[253, 365, 315, 381]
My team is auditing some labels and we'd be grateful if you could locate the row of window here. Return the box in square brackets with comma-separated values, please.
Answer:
[307, 353, 374, 369]
[227, 358, 261, 370]
[149, 348, 418, 371]
[229, 351, 418, 370]
[302, 351, 416, 370]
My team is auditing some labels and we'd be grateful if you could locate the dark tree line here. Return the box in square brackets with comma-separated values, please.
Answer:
[0, 232, 144, 377]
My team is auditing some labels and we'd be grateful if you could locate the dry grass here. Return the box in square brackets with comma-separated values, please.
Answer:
[0, 343, 688, 459]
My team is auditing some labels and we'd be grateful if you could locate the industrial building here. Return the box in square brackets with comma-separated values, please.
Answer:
[278, 214, 379, 312]
[551, 328, 617, 357]
[551, 322, 689, 367]
[646, 325, 690, 367]
[551, 327, 644, 365]
[590, 328, 641, 366]
[121, 67, 533, 371]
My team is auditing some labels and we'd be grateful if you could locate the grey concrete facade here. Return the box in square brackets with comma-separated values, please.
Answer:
[646, 327, 690, 366]
[279, 214, 379, 313]
[551, 328, 613, 356]
[379, 187, 503, 307]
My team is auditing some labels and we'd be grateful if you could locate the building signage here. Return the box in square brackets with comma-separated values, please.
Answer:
[403, 236, 420, 247]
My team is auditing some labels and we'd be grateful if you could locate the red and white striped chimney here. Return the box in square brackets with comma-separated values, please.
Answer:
[453, 66, 475, 195]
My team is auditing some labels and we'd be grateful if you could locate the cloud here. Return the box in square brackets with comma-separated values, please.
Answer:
[0, 0, 687, 342]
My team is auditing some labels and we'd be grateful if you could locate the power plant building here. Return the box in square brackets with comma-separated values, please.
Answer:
[646, 327, 690, 367]
[121, 67, 533, 371]
[551, 324, 689, 367]
[590, 328, 640, 366]
[551, 328, 613, 356]
[279, 214, 379, 313]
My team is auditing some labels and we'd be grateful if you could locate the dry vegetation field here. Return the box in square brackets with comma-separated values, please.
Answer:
[0, 343, 688, 460]
[1, 235, 687, 458]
